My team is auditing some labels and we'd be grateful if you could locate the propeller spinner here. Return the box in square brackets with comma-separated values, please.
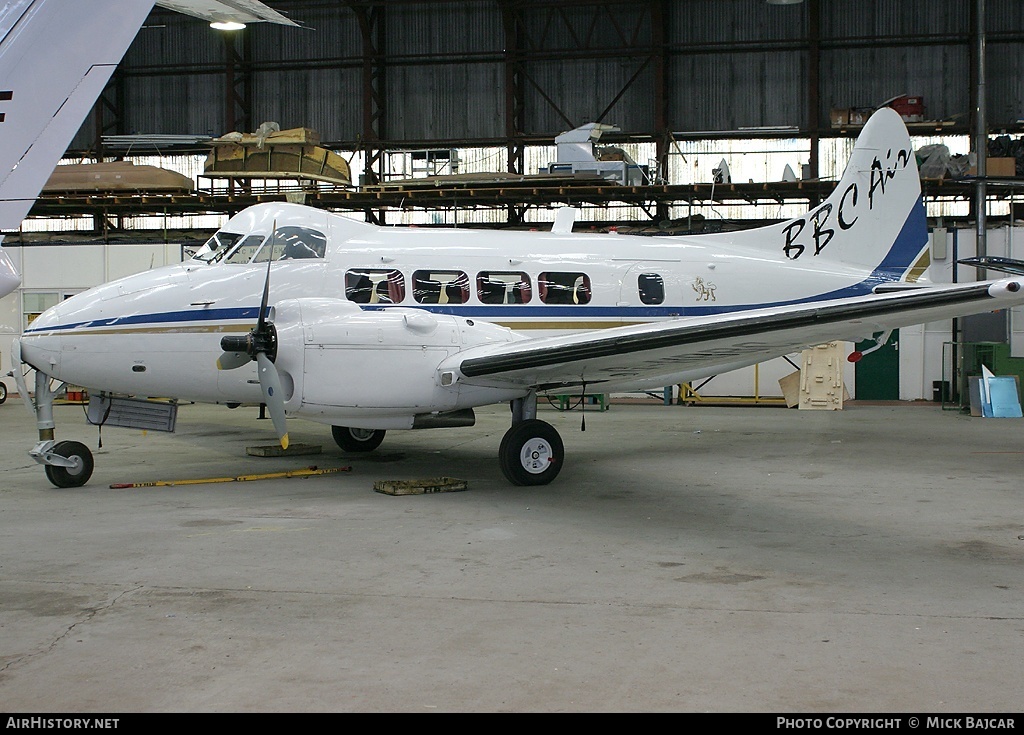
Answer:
[216, 254, 290, 450]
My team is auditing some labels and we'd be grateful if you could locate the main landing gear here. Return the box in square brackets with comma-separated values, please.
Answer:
[498, 394, 564, 486]
[332, 425, 386, 452]
[330, 395, 565, 486]
[499, 418, 564, 485]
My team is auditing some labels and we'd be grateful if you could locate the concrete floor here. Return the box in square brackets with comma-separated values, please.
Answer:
[0, 395, 1022, 713]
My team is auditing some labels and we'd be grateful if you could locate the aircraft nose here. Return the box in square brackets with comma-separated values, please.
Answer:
[17, 331, 60, 374]
[0, 247, 21, 298]
[19, 301, 64, 372]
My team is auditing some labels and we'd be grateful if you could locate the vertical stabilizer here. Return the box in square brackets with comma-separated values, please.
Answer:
[778, 107, 928, 284]
[0, 0, 157, 297]
[806, 106, 927, 281]
[705, 107, 928, 291]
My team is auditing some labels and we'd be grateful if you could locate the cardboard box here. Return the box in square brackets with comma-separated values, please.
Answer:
[848, 108, 872, 125]
[890, 95, 924, 122]
[831, 107, 874, 127]
[778, 370, 800, 408]
[969, 157, 1017, 177]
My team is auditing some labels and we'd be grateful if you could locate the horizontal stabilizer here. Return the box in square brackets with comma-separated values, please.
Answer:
[957, 256, 1024, 276]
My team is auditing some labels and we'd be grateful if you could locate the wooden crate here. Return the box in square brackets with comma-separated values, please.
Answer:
[374, 477, 468, 496]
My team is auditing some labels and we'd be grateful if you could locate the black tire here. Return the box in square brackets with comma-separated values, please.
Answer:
[43, 440, 94, 488]
[332, 425, 386, 452]
[0, 381, 6, 405]
[499, 419, 564, 486]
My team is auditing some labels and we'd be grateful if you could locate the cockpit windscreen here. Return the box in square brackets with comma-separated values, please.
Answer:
[198, 226, 328, 265]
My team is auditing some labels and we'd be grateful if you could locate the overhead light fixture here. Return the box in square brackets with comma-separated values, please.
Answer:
[210, 20, 246, 31]
[766, 0, 804, 4]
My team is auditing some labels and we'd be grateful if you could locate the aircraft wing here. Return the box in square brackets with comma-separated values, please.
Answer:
[450, 278, 1024, 391]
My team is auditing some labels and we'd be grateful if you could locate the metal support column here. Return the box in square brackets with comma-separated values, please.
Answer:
[222, 27, 252, 136]
[501, 1, 526, 225]
[354, 2, 387, 225]
[806, 0, 821, 194]
[972, 0, 988, 272]
[652, 0, 670, 220]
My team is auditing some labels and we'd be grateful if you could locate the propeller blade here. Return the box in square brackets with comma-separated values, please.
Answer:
[256, 351, 289, 450]
[216, 351, 250, 371]
[256, 222, 276, 332]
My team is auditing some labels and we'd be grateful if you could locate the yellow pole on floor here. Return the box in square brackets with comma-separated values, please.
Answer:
[109, 466, 352, 488]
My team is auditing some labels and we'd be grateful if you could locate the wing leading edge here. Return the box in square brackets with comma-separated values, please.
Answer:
[449, 279, 1024, 391]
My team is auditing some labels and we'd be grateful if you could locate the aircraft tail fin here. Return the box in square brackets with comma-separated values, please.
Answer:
[775, 106, 929, 285]
[0, 0, 157, 297]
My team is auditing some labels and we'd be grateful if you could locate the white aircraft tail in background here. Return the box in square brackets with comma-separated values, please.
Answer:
[0, 0, 296, 299]
[0, 0, 157, 297]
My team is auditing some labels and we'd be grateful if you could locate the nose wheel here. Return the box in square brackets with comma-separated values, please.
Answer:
[42, 440, 95, 488]
[499, 419, 564, 486]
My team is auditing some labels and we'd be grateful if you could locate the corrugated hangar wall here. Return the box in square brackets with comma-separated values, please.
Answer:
[68, 0, 1024, 153]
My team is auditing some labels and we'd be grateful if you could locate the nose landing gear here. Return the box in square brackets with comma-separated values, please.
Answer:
[21, 363, 95, 488]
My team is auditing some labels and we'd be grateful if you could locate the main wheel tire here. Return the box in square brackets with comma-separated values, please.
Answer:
[43, 440, 94, 488]
[0, 381, 6, 405]
[499, 419, 564, 486]
[332, 425, 386, 452]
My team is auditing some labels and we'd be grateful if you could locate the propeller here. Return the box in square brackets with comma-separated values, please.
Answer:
[217, 246, 290, 450]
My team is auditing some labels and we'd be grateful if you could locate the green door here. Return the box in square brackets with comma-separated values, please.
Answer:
[854, 331, 900, 400]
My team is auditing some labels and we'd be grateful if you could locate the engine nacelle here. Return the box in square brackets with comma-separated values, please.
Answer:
[270, 298, 520, 424]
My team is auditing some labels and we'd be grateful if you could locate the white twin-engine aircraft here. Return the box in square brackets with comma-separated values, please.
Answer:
[12, 106, 1024, 488]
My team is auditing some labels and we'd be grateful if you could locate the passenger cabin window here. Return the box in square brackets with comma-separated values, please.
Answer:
[346, 269, 406, 304]
[638, 273, 665, 304]
[413, 270, 470, 304]
[538, 271, 591, 304]
[477, 271, 532, 304]
[252, 226, 327, 262]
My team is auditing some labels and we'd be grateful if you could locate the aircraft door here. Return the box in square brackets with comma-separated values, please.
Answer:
[854, 331, 900, 400]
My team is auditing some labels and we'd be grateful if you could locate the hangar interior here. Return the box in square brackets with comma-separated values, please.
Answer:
[8, 1, 1024, 714]
[3, 0, 1024, 406]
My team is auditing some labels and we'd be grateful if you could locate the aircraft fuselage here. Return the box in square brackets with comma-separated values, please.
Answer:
[18, 199, 909, 425]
